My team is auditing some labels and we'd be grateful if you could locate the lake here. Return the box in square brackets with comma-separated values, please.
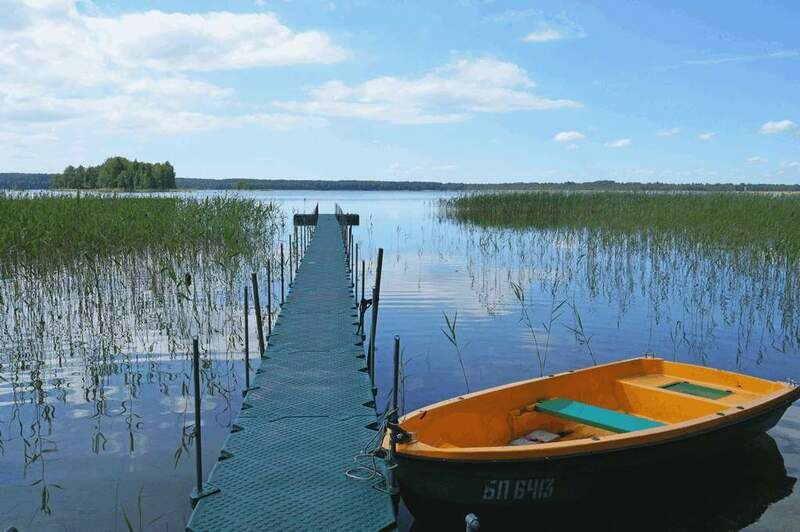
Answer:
[1, 190, 798, 530]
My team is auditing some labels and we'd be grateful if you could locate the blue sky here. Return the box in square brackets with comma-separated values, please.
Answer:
[1, 0, 798, 183]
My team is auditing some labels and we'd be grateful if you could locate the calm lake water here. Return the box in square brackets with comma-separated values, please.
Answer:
[1, 190, 798, 530]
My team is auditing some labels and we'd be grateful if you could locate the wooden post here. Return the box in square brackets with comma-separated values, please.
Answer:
[192, 339, 203, 495]
[367, 248, 384, 386]
[289, 235, 293, 286]
[266, 261, 272, 336]
[391, 335, 400, 456]
[293, 225, 298, 262]
[189, 338, 220, 504]
[354, 243, 359, 304]
[251, 273, 265, 356]
[280, 242, 285, 305]
[244, 286, 250, 391]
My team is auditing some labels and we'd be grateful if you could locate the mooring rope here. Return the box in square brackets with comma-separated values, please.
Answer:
[345, 405, 396, 494]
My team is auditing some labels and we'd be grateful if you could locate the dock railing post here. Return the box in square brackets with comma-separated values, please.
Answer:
[244, 286, 250, 392]
[190, 338, 220, 505]
[390, 335, 400, 456]
[289, 235, 293, 286]
[251, 273, 265, 357]
[294, 225, 298, 263]
[367, 248, 384, 388]
[280, 243, 285, 305]
[354, 243, 359, 303]
[193, 339, 203, 495]
[266, 261, 272, 337]
[386, 334, 401, 495]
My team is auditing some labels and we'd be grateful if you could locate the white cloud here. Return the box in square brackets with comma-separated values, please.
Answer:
[523, 28, 564, 43]
[606, 138, 631, 148]
[2, 5, 348, 80]
[698, 132, 715, 141]
[780, 161, 800, 169]
[554, 131, 585, 143]
[661, 50, 799, 70]
[0, 1, 343, 139]
[759, 119, 797, 134]
[657, 127, 680, 137]
[746, 156, 767, 164]
[120, 77, 234, 99]
[275, 57, 581, 124]
[522, 13, 585, 43]
[81, 11, 348, 71]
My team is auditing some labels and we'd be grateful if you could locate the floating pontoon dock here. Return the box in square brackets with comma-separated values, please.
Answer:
[187, 213, 396, 531]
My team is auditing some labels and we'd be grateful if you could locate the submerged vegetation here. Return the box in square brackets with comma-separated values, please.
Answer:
[444, 191, 800, 260]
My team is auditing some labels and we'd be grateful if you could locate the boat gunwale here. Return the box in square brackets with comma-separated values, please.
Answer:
[391, 357, 800, 462]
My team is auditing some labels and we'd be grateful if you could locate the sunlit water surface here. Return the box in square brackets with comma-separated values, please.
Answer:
[1, 190, 798, 531]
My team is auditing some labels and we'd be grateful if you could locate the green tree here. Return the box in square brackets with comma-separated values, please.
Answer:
[55, 157, 176, 191]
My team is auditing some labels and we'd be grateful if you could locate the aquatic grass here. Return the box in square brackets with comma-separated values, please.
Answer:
[511, 280, 567, 376]
[444, 191, 800, 261]
[441, 310, 470, 393]
[565, 302, 597, 366]
[0, 192, 285, 520]
[0, 192, 279, 275]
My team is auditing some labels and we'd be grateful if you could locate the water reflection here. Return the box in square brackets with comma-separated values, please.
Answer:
[0, 201, 283, 529]
[1, 190, 797, 530]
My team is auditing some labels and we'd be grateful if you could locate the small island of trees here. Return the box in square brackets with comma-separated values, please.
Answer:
[51, 157, 176, 191]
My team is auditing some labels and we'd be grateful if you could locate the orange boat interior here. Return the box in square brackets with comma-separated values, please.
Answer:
[397, 358, 790, 451]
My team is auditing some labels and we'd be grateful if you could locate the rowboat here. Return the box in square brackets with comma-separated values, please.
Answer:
[383, 357, 799, 518]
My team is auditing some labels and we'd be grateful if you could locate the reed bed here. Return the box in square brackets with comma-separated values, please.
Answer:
[0, 192, 278, 274]
[443, 191, 800, 260]
[0, 192, 286, 517]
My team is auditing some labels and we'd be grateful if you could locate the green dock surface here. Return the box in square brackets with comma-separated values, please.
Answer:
[187, 214, 396, 531]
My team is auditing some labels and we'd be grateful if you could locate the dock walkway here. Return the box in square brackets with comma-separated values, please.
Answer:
[187, 214, 396, 531]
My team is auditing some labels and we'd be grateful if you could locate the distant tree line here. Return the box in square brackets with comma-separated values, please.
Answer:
[2, 172, 800, 193]
[50, 157, 176, 190]
[176, 177, 800, 193]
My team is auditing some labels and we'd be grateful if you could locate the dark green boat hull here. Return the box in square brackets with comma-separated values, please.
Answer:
[396, 396, 796, 528]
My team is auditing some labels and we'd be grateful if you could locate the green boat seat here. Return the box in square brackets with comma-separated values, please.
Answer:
[535, 397, 665, 434]
[660, 381, 732, 399]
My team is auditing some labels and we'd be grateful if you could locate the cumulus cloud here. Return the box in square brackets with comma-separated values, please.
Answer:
[759, 119, 797, 134]
[606, 138, 631, 148]
[523, 28, 565, 43]
[746, 156, 767, 164]
[0, 0, 346, 140]
[3, 1, 347, 77]
[80, 11, 347, 71]
[275, 57, 581, 124]
[554, 131, 585, 143]
[698, 132, 715, 141]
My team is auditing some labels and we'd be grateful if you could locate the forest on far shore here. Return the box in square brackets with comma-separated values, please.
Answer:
[2, 170, 800, 193]
[50, 157, 176, 190]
